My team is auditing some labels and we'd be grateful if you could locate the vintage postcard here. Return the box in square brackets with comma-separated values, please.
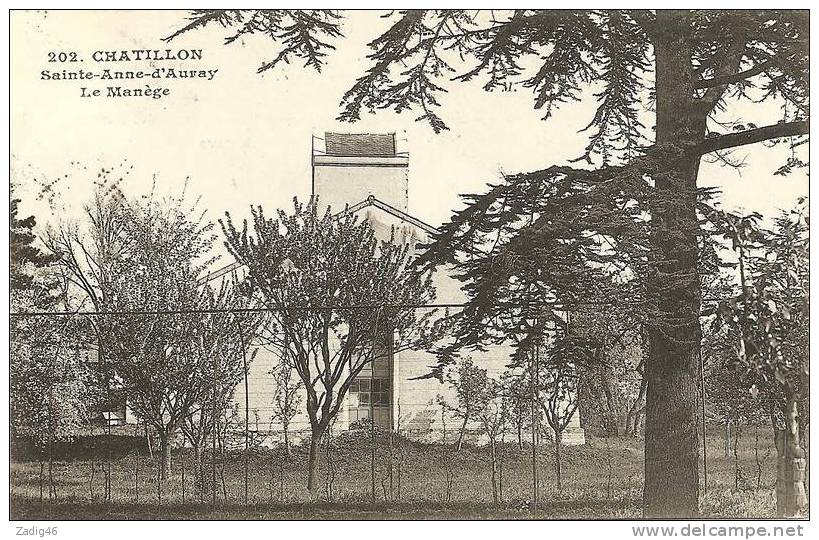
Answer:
[7, 7, 811, 530]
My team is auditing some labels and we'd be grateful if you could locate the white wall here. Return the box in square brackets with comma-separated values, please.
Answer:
[313, 155, 408, 213]
[229, 172, 583, 447]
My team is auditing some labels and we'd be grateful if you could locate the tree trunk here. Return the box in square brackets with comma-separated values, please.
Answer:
[193, 444, 203, 496]
[774, 395, 808, 517]
[159, 432, 172, 480]
[132, 424, 139, 503]
[280, 451, 286, 501]
[387, 423, 394, 500]
[517, 412, 523, 449]
[48, 405, 55, 501]
[733, 424, 742, 490]
[602, 375, 622, 436]
[626, 374, 647, 437]
[554, 428, 562, 492]
[598, 344, 623, 436]
[325, 428, 332, 500]
[754, 431, 763, 491]
[489, 438, 498, 504]
[498, 439, 504, 502]
[633, 406, 645, 438]
[89, 424, 96, 500]
[146, 423, 153, 459]
[306, 427, 324, 493]
[181, 452, 186, 503]
[643, 10, 703, 518]
[39, 459, 45, 502]
[456, 411, 469, 452]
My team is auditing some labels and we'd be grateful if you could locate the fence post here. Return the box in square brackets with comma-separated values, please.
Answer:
[99, 327, 113, 504]
[699, 348, 708, 494]
[369, 307, 383, 507]
[181, 453, 186, 504]
[211, 350, 218, 507]
[396, 399, 402, 500]
[531, 342, 539, 511]
[370, 376, 376, 506]
[134, 423, 140, 503]
[156, 453, 162, 505]
[237, 319, 249, 505]
[48, 385, 55, 502]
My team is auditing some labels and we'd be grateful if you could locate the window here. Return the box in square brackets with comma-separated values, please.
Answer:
[349, 377, 390, 406]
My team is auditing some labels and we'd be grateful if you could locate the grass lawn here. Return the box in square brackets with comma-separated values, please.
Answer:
[9, 426, 800, 520]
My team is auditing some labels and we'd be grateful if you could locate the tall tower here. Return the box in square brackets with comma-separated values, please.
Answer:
[312, 132, 409, 213]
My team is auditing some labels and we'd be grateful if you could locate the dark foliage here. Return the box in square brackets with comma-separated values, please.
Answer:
[10, 194, 56, 290]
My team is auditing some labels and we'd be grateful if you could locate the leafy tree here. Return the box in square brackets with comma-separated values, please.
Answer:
[43, 177, 239, 480]
[439, 357, 486, 451]
[42, 175, 132, 396]
[10, 191, 56, 290]
[9, 193, 95, 499]
[43, 175, 131, 317]
[178, 283, 263, 494]
[438, 358, 516, 505]
[10, 274, 91, 500]
[10, 188, 93, 497]
[104, 191, 220, 479]
[169, 9, 808, 516]
[505, 370, 531, 449]
[10, 322, 90, 499]
[535, 332, 585, 492]
[164, 10, 342, 73]
[700, 263, 770, 455]
[503, 320, 588, 493]
[703, 327, 769, 448]
[221, 197, 439, 492]
[41, 175, 132, 500]
[711, 200, 809, 516]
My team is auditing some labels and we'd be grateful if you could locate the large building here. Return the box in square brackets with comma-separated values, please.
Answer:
[230, 132, 585, 446]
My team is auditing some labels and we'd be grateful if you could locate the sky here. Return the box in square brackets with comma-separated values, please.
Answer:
[10, 10, 809, 237]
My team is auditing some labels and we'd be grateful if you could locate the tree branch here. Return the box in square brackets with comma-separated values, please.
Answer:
[696, 120, 809, 156]
[697, 38, 746, 110]
[694, 60, 775, 90]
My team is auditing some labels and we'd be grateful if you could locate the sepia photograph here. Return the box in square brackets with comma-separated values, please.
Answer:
[6, 6, 811, 529]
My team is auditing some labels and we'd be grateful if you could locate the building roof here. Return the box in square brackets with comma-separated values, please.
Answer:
[324, 132, 396, 157]
[344, 195, 438, 236]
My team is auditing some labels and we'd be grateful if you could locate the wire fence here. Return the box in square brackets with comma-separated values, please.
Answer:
[9, 303, 777, 515]
[9, 422, 780, 513]
[8, 294, 737, 319]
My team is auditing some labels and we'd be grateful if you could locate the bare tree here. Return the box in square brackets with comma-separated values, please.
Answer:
[539, 359, 581, 492]
[105, 189, 221, 479]
[440, 357, 485, 451]
[516, 329, 585, 493]
[43, 174, 132, 499]
[221, 198, 441, 492]
[179, 283, 263, 495]
[46, 177, 228, 480]
[267, 346, 304, 457]
[474, 374, 512, 504]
